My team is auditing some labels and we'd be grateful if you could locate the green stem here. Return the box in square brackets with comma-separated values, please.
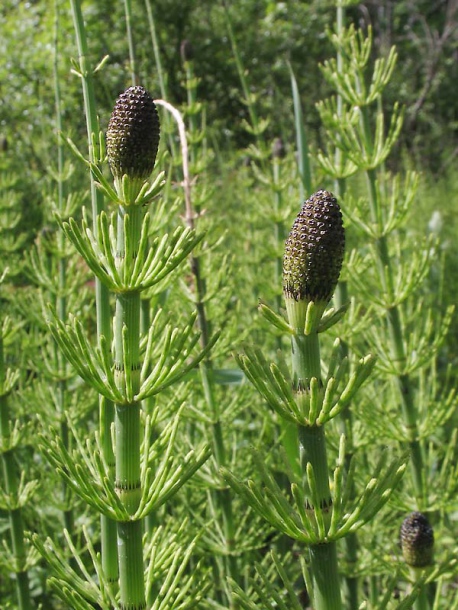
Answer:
[70, 0, 118, 582]
[54, 0, 76, 541]
[413, 589, 429, 610]
[181, 74, 239, 605]
[114, 205, 145, 608]
[298, 425, 331, 508]
[222, 2, 259, 132]
[291, 333, 321, 388]
[118, 520, 146, 610]
[291, 328, 342, 610]
[334, 281, 359, 610]
[115, 402, 142, 513]
[0, 338, 31, 610]
[309, 543, 342, 610]
[144, 0, 176, 157]
[123, 0, 137, 85]
[410, 567, 429, 610]
[273, 155, 285, 324]
[364, 146, 425, 503]
[185, 61, 198, 154]
[144, 0, 167, 100]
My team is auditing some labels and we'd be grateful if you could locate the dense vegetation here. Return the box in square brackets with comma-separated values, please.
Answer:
[0, 1, 457, 609]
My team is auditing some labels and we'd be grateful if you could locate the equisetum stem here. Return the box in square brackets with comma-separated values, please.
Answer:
[291, 329, 342, 610]
[123, 0, 137, 85]
[0, 337, 31, 610]
[363, 126, 425, 503]
[70, 0, 118, 583]
[273, 155, 285, 327]
[222, 2, 259, 132]
[1, 455, 31, 610]
[178, 71, 239, 606]
[333, 11, 359, 595]
[334, 280, 359, 609]
[118, 519, 145, 610]
[413, 588, 429, 610]
[53, 0, 75, 538]
[144, 0, 176, 157]
[274, 157, 301, 479]
[114, 204, 145, 608]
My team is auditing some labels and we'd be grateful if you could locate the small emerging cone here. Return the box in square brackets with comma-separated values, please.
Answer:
[400, 512, 434, 568]
[180, 39, 194, 63]
[283, 190, 345, 329]
[272, 137, 286, 159]
[106, 85, 160, 188]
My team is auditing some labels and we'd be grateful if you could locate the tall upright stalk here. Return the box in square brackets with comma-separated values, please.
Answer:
[114, 205, 145, 608]
[144, 0, 177, 157]
[223, 187, 406, 608]
[123, 0, 137, 85]
[283, 191, 345, 610]
[69, 0, 118, 585]
[53, 0, 74, 539]
[316, 19, 457, 605]
[363, 158, 425, 500]
[293, 338, 342, 610]
[0, 332, 32, 610]
[158, 57, 241, 605]
[104, 85, 161, 608]
[332, 5, 359, 607]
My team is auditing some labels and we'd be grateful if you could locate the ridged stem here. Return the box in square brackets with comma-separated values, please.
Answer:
[180, 69, 239, 606]
[222, 3, 259, 132]
[274, 157, 300, 480]
[334, 279, 359, 608]
[333, 9, 359, 601]
[413, 585, 429, 610]
[118, 519, 146, 610]
[364, 148, 425, 503]
[114, 204, 145, 608]
[144, 0, 176, 157]
[291, 329, 342, 610]
[273, 155, 285, 328]
[69, 0, 118, 583]
[0, 337, 31, 610]
[123, 0, 137, 85]
[53, 0, 75, 540]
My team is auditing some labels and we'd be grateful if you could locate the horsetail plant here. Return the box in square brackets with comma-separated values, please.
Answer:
[33, 85, 216, 609]
[223, 189, 409, 609]
[176, 52, 241, 605]
[318, 23, 455, 507]
[0, 164, 37, 609]
[152, 52, 260, 606]
[317, 22, 458, 604]
[105, 85, 160, 608]
[69, 0, 118, 586]
[0, 307, 36, 610]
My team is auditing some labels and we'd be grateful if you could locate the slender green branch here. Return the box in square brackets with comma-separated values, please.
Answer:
[0, 336, 32, 610]
[333, 6, 359, 608]
[158, 77, 240, 606]
[53, 0, 75, 539]
[123, 0, 137, 85]
[114, 205, 145, 608]
[144, 0, 176, 156]
[292, 333, 342, 610]
[363, 132, 425, 503]
[222, 2, 259, 132]
[69, 0, 118, 584]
